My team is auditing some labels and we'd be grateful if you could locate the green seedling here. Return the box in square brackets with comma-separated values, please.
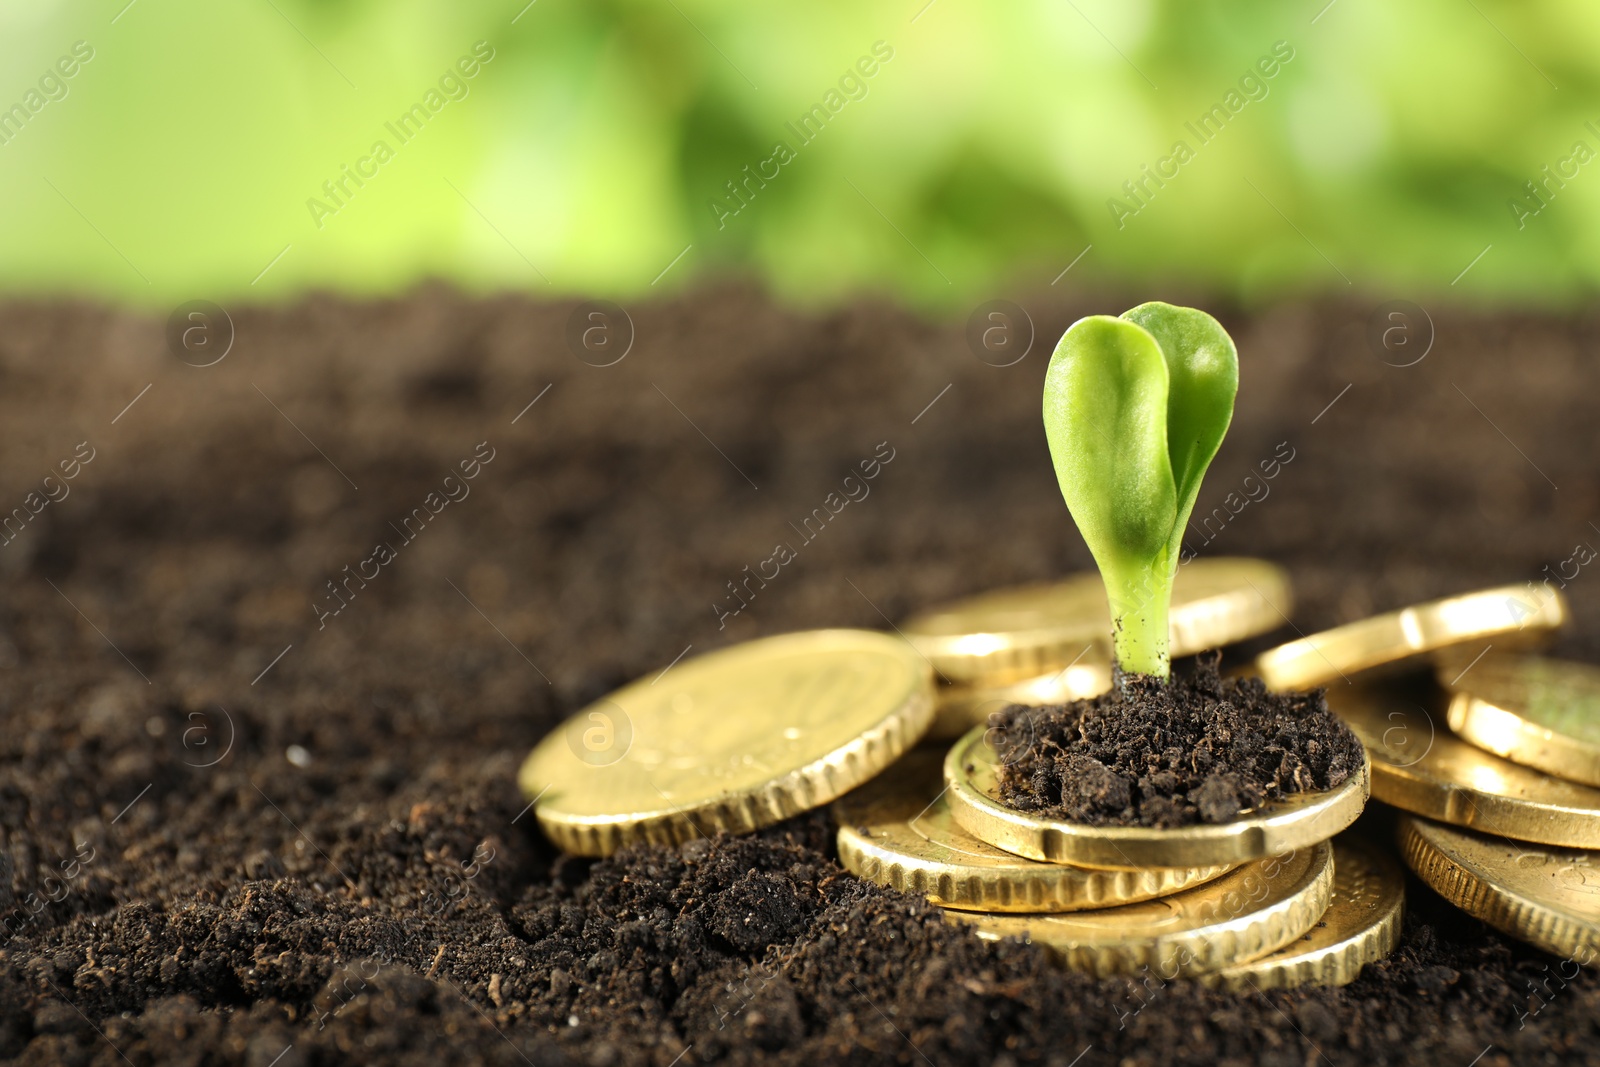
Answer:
[1043, 301, 1239, 681]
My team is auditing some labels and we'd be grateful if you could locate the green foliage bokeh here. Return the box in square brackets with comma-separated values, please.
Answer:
[0, 0, 1595, 308]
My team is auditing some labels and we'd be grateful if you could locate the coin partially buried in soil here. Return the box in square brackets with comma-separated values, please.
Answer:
[944, 840, 1335, 978]
[1254, 585, 1566, 692]
[1398, 814, 1600, 963]
[835, 749, 1233, 912]
[1332, 682, 1600, 849]
[519, 629, 935, 856]
[902, 557, 1292, 687]
[1196, 837, 1404, 992]
[1440, 651, 1600, 788]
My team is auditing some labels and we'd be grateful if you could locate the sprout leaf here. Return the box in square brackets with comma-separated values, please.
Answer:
[1042, 302, 1239, 680]
[1121, 301, 1239, 564]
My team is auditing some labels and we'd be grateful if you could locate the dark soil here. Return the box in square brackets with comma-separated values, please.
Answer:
[2, 286, 1599, 1065]
[990, 658, 1366, 827]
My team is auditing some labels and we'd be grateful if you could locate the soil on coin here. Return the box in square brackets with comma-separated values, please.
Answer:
[989, 658, 1366, 827]
[3, 288, 1599, 1066]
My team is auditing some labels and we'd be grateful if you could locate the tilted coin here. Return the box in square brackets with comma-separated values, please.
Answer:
[1331, 682, 1600, 849]
[1439, 651, 1600, 787]
[942, 726, 1369, 870]
[518, 630, 934, 856]
[1197, 837, 1404, 991]
[835, 749, 1232, 912]
[945, 840, 1334, 977]
[1398, 815, 1600, 964]
[927, 659, 1112, 741]
[1254, 585, 1566, 692]
[902, 557, 1293, 686]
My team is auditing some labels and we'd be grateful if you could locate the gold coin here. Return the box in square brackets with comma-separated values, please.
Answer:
[835, 749, 1232, 912]
[902, 557, 1293, 687]
[518, 629, 934, 857]
[1254, 585, 1566, 692]
[944, 841, 1334, 977]
[1439, 652, 1600, 787]
[1197, 838, 1404, 991]
[1398, 814, 1600, 964]
[942, 726, 1369, 869]
[927, 659, 1112, 741]
[1331, 682, 1600, 848]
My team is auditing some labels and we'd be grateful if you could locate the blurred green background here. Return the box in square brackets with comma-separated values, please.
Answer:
[0, 0, 1595, 309]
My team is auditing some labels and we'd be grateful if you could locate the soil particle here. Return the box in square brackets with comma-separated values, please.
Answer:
[991, 657, 1366, 827]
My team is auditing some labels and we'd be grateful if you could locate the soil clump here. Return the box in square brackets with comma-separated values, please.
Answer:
[991, 658, 1365, 827]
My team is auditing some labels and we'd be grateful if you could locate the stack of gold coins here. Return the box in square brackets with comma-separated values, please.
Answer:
[829, 558, 1403, 986]
[1251, 586, 1600, 960]
[516, 572, 1581, 983]
[835, 745, 1401, 984]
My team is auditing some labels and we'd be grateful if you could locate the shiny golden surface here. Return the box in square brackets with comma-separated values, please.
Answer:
[1398, 815, 1600, 963]
[835, 750, 1232, 912]
[902, 557, 1292, 686]
[945, 841, 1334, 977]
[1198, 838, 1405, 991]
[927, 660, 1113, 741]
[1332, 683, 1600, 848]
[518, 630, 934, 856]
[942, 727, 1369, 869]
[1440, 652, 1600, 787]
[1254, 585, 1566, 692]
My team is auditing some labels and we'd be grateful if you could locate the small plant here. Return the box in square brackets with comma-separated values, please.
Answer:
[1043, 301, 1238, 682]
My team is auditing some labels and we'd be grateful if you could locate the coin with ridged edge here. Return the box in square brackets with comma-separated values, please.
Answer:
[835, 749, 1232, 912]
[1439, 651, 1600, 788]
[1398, 815, 1600, 964]
[927, 659, 1113, 741]
[518, 630, 934, 857]
[943, 726, 1369, 870]
[902, 557, 1293, 687]
[1254, 585, 1566, 692]
[944, 840, 1334, 977]
[1331, 682, 1600, 849]
[1197, 837, 1404, 991]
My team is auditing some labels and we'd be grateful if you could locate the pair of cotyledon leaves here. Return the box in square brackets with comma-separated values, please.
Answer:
[1043, 302, 1239, 631]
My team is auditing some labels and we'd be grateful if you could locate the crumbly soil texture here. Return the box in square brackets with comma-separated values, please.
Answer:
[2, 288, 1600, 1066]
[991, 659, 1366, 827]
